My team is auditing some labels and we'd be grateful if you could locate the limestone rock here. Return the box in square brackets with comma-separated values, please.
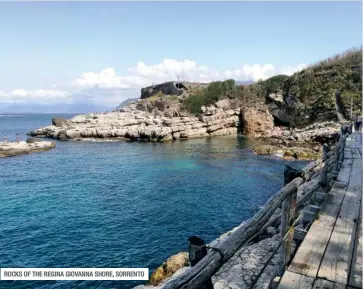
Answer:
[26, 137, 38, 143]
[241, 108, 274, 137]
[253, 144, 321, 160]
[52, 117, 67, 127]
[148, 252, 189, 286]
[0, 141, 56, 158]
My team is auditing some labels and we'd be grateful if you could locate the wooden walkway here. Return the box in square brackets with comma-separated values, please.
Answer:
[278, 133, 362, 289]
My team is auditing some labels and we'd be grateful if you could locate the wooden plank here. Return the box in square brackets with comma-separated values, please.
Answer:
[336, 158, 353, 184]
[289, 180, 348, 277]
[316, 181, 348, 227]
[280, 188, 298, 273]
[288, 222, 333, 277]
[345, 158, 362, 204]
[349, 219, 362, 288]
[317, 190, 361, 284]
[344, 149, 353, 159]
[348, 134, 362, 288]
[277, 271, 314, 289]
[352, 149, 361, 159]
[312, 278, 345, 289]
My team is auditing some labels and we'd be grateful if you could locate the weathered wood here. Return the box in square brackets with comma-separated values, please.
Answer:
[188, 236, 208, 266]
[289, 179, 348, 277]
[303, 209, 318, 224]
[347, 158, 362, 288]
[301, 148, 336, 177]
[316, 181, 347, 227]
[279, 194, 290, 274]
[318, 190, 361, 284]
[188, 236, 213, 289]
[293, 227, 307, 242]
[277, 271, 314, 289]
[349, 218, 362, 288]
[319, 164, 328, 187]
[323, 144, 329, 158]
[269, 276, 281, 289]
[344, 158, 362, 204]
[297, 179, 321, 210]
[289, 222, 333, 277]
[333, 143, 341, 173]
[246, 177, 320, 245]
[161, 133, 352, 289]
[336, 158, 353, 184]
[284, 165, 303, 186]
[162, 178, 303, 289]
[312, 278, 345, 289]
[308, 205, 321, 214]
[280, 187, 297, 273]
[352, 148, 361, 159]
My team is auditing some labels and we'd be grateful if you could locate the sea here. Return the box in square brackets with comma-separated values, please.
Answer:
[0, 113, 308, 289]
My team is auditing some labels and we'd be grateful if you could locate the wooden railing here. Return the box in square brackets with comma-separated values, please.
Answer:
[161, 124, 351, 289]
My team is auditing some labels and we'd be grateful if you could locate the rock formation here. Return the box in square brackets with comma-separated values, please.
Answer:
[29, 99, 241, 142]
[240, 107, 274, 137]
[148, 252, 189, 286]
[0, 140, 56, 157]
[52, 117, 67, 127]
[253, 145, 321, 160]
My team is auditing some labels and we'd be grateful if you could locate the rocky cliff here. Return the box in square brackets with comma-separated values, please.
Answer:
[29, 99, 242, 141]
[29, 48, 361, 143]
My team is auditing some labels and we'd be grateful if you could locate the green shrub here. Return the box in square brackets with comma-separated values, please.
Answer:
[182, 79, 238, 113]
[182, 93, 205, 114]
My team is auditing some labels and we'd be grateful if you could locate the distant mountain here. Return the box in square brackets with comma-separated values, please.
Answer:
[115, 98, 139, 110]
[0, 103, 111, 114]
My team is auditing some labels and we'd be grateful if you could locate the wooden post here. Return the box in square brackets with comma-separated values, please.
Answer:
[188, 236, 213, 289]
[319, 164, 328, 187]
[279, 187, 298, 274]
[333, 142, 340, 173]
[338, 130, 345, 166]
[322, 144, 329, 159]
[284, 165, 303, 186]
[319, 144, 329, 187]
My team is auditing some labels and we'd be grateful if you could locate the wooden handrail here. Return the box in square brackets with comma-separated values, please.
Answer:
[162, 178, 303, 289]
[161, 126, 351, 289]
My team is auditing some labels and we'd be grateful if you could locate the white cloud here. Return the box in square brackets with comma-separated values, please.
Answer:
[75, 59, 307, 91]
[280, 63, 308, 76]
[0, 89, 70, 103]
[76, 68, 149, 89]
[0, 59, 307, 107]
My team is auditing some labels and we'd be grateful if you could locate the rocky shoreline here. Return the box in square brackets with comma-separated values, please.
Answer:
[29, 99, 240, 142]
[0, 139, 56, 158]
[133, 175, 321, 289]
[29, 99, 342, 154]
[253, 144, 322, 160]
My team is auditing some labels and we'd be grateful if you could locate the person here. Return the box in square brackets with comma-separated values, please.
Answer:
[16, 134, 20, 143]
[4, 135, 8, 143]
[357, 120, 362, 133]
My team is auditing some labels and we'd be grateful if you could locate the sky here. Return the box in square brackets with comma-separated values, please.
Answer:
[0, 1, 362, 112]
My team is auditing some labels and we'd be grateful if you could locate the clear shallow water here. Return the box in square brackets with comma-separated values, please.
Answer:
[0, 114, 308, 289]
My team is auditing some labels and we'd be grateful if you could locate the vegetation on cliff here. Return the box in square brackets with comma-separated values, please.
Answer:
[182, 79, 237, 114]
[283, 47, 362, 124]
[181, 47, 362, 126]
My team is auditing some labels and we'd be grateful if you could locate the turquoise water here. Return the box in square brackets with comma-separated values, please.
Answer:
[0, 114, 307, 289]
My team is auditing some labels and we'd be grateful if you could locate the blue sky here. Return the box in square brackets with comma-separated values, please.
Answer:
[0, 1, 361, 111]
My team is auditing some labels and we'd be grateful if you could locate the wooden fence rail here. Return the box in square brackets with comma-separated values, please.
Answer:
[161, 125, 350, 289]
